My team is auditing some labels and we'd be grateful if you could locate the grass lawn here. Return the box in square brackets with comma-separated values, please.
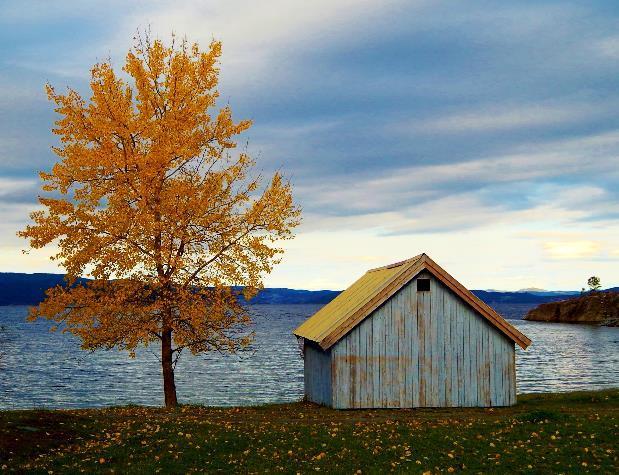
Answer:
[1, 389, 617, 474]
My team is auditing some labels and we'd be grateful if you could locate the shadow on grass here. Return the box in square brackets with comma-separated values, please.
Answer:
[0, 410, 95, 464]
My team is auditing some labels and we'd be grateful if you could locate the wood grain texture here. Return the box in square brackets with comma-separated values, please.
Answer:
[305, 273, 517, 408]
[303, 341, 332, 406]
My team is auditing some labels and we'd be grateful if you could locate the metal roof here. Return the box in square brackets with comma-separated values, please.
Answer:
[293, 253, 531, 350]
[293, 255, 423, 345]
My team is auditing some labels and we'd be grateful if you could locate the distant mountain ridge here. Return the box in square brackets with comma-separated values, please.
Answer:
[516, 288, 582, 297]
[0, 273, 87, 306]
[0, 273, 341, 306]
[0, 272, 616, 308]
[237, 288, 341, 305]
[485, 288, 581, 297]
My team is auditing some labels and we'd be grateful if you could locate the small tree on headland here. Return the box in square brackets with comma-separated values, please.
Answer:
[587, 276, 601, 292]
[19, 35, 300, 407]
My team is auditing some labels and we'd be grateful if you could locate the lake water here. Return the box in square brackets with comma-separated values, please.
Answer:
[0, 304, 617, 409]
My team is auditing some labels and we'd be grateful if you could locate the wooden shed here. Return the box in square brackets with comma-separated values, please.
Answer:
[293, 254, 531, 409]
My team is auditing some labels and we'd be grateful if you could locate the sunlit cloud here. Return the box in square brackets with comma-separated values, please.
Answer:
[543, 241, 602, 260]
[0, 0, 618, 289]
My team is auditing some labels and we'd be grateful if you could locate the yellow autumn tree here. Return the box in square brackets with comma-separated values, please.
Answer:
[19, 35, 300, 407]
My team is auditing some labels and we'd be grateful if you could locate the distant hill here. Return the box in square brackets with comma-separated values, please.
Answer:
[0, 273, 69, 306]
[0, 272, 615, 314]
[524, 291, 619, 326]
[516, 288, 580, 297]
[470, 289, 577, 304]
[237, 288, 341, 305]
[0, 273, 340, 307]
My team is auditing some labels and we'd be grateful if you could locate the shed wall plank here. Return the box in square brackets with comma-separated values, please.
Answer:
[432, 281, 443, 406]
[409, 286, 420, 407]
[304, 342, 332, 406]
[372, 308, 382, 406]
[326, 274, 517, 408]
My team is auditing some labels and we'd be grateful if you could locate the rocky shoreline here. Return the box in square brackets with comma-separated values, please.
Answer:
[524, 291, 619, 326]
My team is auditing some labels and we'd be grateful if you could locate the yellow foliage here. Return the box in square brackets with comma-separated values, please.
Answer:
[19, 34, 300, 404]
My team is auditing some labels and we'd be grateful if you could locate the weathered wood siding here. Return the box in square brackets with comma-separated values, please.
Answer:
[304, 340, 332, 406]
[328, 272, 516, 408]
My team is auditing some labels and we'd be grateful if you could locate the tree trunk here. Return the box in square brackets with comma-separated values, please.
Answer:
[161, 327, 178, 408]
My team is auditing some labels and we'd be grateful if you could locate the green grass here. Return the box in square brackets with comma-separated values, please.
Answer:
[1, 389, 617, 473]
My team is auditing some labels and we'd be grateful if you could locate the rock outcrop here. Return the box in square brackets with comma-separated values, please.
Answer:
[524, 291, 619, 326]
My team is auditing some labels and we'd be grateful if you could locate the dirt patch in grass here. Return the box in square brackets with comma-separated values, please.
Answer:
[0, 410, 94, 465]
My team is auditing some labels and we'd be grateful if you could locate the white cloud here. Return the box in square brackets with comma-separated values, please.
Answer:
[0, 243, 61, 274]
[0, 200, 62, 273]
[110, 0, 425, 90]
[0, 178, 37, 198]
[266, 215, 619, 291]
[593, 35, 619, 59]
[2, 0, 619, 290]
[543, 240, 602, 260]
[413, 102, 602, 133]
[297, 129, 619, 224]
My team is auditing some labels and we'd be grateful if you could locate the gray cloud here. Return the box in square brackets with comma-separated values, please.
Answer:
[1, 0, 618, 258]
[0, 178, 39, 204]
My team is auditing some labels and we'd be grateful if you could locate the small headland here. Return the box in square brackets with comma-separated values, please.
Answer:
[524, 291, 619, 326]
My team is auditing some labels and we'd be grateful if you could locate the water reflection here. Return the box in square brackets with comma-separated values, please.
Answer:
[0, 304, 617, 409]
[513, 319, 619, 393]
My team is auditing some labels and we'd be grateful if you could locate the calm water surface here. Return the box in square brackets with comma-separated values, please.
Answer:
[0, 304, 617, 409]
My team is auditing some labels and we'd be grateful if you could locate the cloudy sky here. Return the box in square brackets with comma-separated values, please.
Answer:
[1, 0, 618, 291]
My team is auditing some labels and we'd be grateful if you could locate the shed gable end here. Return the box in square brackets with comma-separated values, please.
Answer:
[293, 254, 531, 350]
[329, 273, 516, 408]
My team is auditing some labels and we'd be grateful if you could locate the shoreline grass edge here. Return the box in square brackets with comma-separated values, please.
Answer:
[2, 389, 617, 473]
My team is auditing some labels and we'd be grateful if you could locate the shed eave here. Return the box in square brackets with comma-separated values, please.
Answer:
[292, 254, 532, 351]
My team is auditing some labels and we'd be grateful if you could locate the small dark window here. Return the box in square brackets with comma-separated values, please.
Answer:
[417, 278, 430, 292]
